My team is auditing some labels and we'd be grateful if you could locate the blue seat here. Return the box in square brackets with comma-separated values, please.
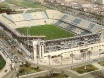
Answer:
[87, 23, 95, 30]
[22, 13, 33, 20]
[71, 18, 82, 26]
[66, 25, 75, 31]
[41, 12, 48, 18]
[55, 21, 62, 26]
[8, 15, 13, 21]
[81, 31, 89, 35]
[60, 14, 68, 20]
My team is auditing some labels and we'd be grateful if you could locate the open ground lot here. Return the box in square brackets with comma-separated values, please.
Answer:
[0, 3, 9, 8]
[0, 55, 6, 70]
[18, 63, 42, 76]
[98, 61, 104, 66]
[73, 64, 98, 74]
[17, 24, 74, 40]
[5, 0, 47, 9]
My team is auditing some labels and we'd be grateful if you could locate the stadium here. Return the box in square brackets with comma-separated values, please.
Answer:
[0, 10, 104, 65]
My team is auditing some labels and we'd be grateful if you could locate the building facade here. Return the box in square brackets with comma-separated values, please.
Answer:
[32, 32, 103, 59]
[95, 0, 104, 4]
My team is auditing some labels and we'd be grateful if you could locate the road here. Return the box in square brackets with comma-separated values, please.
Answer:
[3, 64, 19, 78]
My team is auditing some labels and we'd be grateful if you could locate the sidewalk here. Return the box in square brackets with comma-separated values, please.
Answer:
[24, 51, 104, 66]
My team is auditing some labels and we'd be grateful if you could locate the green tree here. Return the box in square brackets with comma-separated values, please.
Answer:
[16, 73, 19, 78]
[19, 68, 24, 73]
[81, 51, 86, 60]
[70, 53, 74, 63]
[25, 61, 31, 67]
[87, 50, 92, 60]
[61, 55, 63, 65]
[99, 49, 102, 57]
[48, 55, 51, 65]
[36, 55, 39, 69]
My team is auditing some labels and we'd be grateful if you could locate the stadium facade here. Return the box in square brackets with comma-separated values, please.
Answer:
[0, 10, 104, 60]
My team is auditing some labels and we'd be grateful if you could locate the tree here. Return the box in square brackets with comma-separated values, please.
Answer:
[36, 55, 39, 69]
[19, 68, 24, 73]
[16, 72, 19, 78]
[70, 53, 74, 63]
[25, 61, 31, 67]
[81, 51, 86, 60]
[87, 50, 92, 60]
[61, 55, 63, 65]
[99, 49, 102, 57]
[48, 55, 51, 65]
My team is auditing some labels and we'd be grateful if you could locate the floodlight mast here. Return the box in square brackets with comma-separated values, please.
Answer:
[25, 26, 29, 49]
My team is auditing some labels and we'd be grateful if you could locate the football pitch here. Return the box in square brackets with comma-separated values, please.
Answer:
[17, 25, 74, 40]
[0, 55, 6, 70]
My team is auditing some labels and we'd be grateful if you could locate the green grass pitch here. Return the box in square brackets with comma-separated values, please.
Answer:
[0, 55, 6, 70]
[16, 25, 74, 40]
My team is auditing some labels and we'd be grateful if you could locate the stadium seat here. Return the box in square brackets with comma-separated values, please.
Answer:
[54, 21, 63, 26]
[71, 18, 82, 26]
[81, 31, 89, 35]
[22, 13, 33, 20]
[60, 14, 68, 20]
[87, 23, 95, 30]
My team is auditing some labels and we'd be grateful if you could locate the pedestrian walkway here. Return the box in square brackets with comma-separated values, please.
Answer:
[24, 52, 104, 66]
[19, 70, 49, 78]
